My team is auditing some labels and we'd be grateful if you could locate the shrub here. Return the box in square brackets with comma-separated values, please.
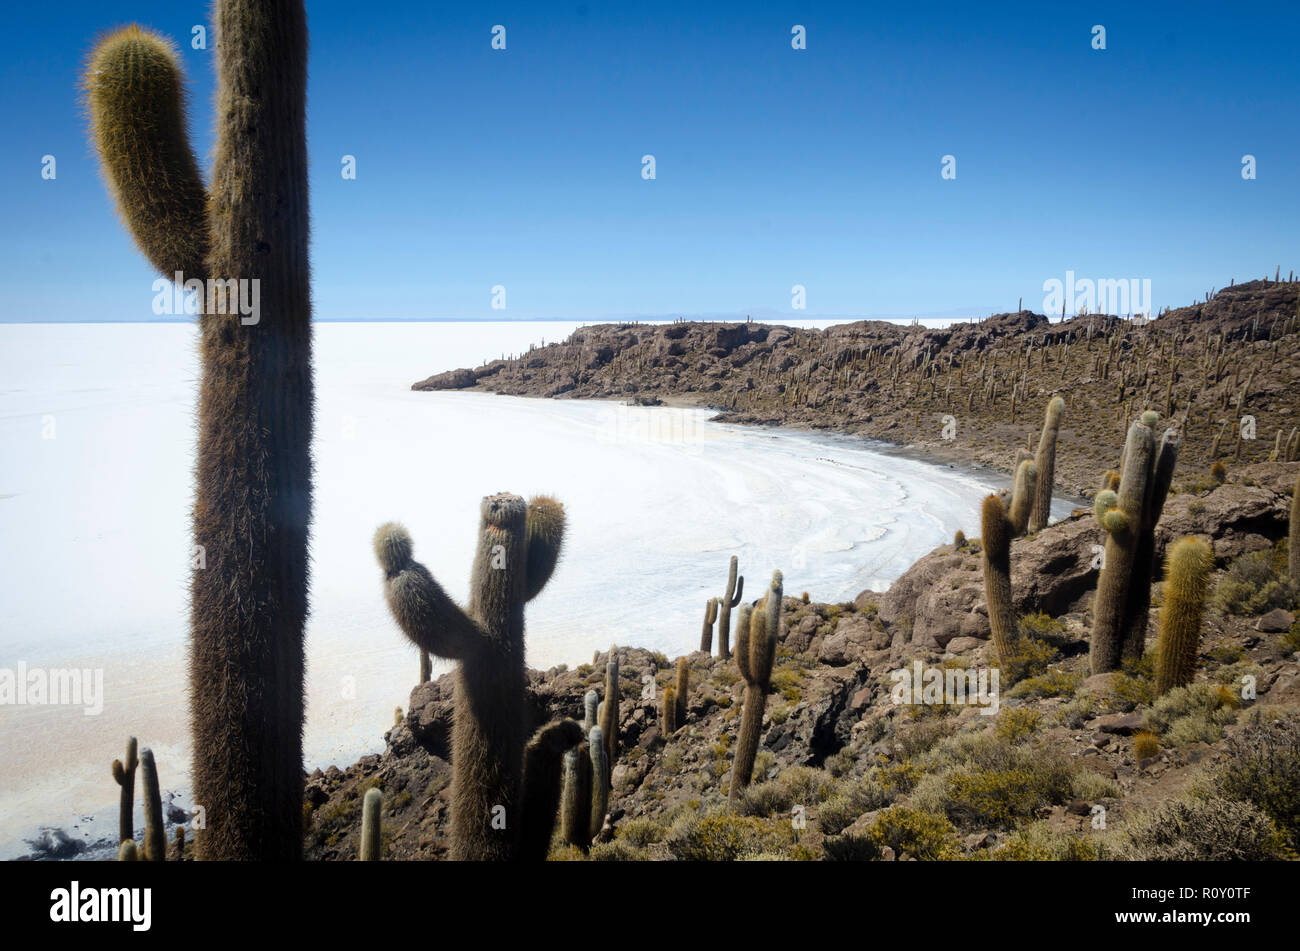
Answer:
[1211, 550, 1296, 616]
[817, 779, 888, 835]
[1008, 667, 1083, 700]
[1132, 731, 1160, 762]
[666, 813, 796, 861]
[1214, 710, 1300, 850]
[615, 817, 667, 847]
[1055, 694, 1097, 728]
[992, 636, 1060, 684]
[992, 821, 1101, 860]
[994, 707, 1042, 743]
[1112, 793, 1294, 860]
[1145, 682, 1238, 745]
[823, 833, 880, 861]
[1018, 612, 1072, 647]
[866, 807, 961, 860]
[737, 766, 833, 817]
[589, 839, 648, 861]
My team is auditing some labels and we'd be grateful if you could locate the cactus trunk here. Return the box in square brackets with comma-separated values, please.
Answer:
[729, 572, 780, 803]
[359, 787, 382, 860]
[1029, 397, 1064, 532]
[980, 495, 1019, 661]
[139, 748, 165, 862]
[716, 556, 744, 659]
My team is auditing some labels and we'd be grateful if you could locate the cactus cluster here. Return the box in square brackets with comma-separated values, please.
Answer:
[1154, 537, 1216, 696]
[84, 0, 314, 860]
[559, 724, 610, 852]
[1090, 413, 1181, 674]
[373, 493, 582, 860]
[730, 571, 782, 803]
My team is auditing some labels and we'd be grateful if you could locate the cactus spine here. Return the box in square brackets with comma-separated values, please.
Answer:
[84, 1, 314, 860]
[139, 747, 164, 862]
[1029, 397, 1065, 532]
[111, 737, 138, 844]
[1007, 458, 1038, 537]
[662, 685, 678, 734]
[599, 650, 620, 782]
[699, 597, 719, 653]
[359, 787, 382, 861]
[730, 571, 781, 803]
[372, 494, 580, 860]
[1154, 537, 1215, 696]
[980, 494, 1019, 660]
[675, 657, 690, 725]
[716, 556, 745, 659]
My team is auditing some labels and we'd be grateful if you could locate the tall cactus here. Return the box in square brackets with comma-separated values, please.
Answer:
[588, 726, 609, 840]
[1120, 425, 1181, 661]
[359, 787, 383, 861]
[699, 598, 719, 653]
[519, 720, 585, 861]
[662, 685, 678, 734]
[1290, 466, 1300, 585]
[139, 747, 164, 862]
[372, 494, 581, 860]
[730, 571, 781, 803]
[110, 737, 138, 844]
[560, 741, 594, 851]
[980, 495, 1019, 661]
[675, 657, 690, 725]
[1029, 397, 1065, 532]
[582, 689, 599, 733]
[599, 650, 620, 783]
[716, 557, 745, 659]
[1154, 537, 1215, 696]
[1007, 458, 1039, 537]
[84, 2, 314, 860]
[1091, 413, 1166, 673]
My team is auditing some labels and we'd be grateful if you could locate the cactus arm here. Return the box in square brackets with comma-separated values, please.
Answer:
[583, 689, 599, 732]
[730, 574, 745, 608]
[662, 685, 678, 733]
[717, 556, 741, 659]
[83, 27, 209, 280]
[359, 787, 382, 860]
[373, 523, 485, 660]
[1007, 459, 1038, 537]
[518, 719, 583, 861]
[523, 496, 566, 602]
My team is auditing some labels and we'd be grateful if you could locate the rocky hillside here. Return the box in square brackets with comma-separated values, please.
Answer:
[415, 280, 1300, 497]
[301, 461, 1300, 862]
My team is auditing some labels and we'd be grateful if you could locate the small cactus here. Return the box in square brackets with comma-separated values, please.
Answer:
[1154, 537, 1215, 696]
[582, 689, 599, 733]
[599, 651, 620, 785]
[716, 556, 745, 659]
[1029, 397, 1065, 532]
[953, 529, 967, 550]
[588, 725, 609, 840]
[675, 657, 690, 725]
[699, 597, 719, 653]
[730, 571, 781, 802]
[111, 737, 138, 844]
[980, 495, 1019, 661]
[662, 685, 678, 734]
[560, 741, 594, 851]
[139, 747, 164, 862]
[359, 787, 383, 860]
[1210, 460, 1227, 485]
[118, 840, 138, 862]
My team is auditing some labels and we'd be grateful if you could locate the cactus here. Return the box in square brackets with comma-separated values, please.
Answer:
[1290, 466, 1300, 585]
[139, 747, 164, 862]
[583, 689, 599, 733]
[675, 657, 690, 725]
[716, 556, 745, 659]
[171, 826, 186, 862]
[953, 529, 967, 549]
[519, 720, 585, 861]
[118, 840, 138, 862]
[730, 571, 781, 803]
[1210, 460, 1227, 484]
[560, 741, 594, 851]
[699, 597, 719, 653]
[1154, 537, 1215, 696]
[588, 726, 609, 840]
[1007, 458, 1038, 537]
[599, 651, 620, 783]
[1029, 397, 1065, 532]
[662, 685, 678, 734]
[84, 3, 313, 860]
[980, 495, 1019, 661]
[359, 787, 382, 861]
[372, 494, 581, 860]
[1091, 415, 1179, 673]
[111, 737, 138, 844]
[419, 650, 431, 684]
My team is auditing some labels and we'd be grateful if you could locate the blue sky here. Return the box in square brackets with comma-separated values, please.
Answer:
[1, 0, 1297, 322]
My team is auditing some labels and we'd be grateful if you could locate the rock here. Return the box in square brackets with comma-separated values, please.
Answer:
[1256, 608, 1295, 633]
[1096, 713, 1145, 735]
[1091, 732, 1112, 748]
[944, 636, 985, 654]
[1066, 799, 1091, 816]
[817, 615, 889, 664]
[412, 367, 476, 391]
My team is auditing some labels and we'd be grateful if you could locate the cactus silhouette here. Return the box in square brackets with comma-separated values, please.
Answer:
[560, 741, 594, 851]
[699, 597, 719, 653]
[662, 685, 678, 734]
[359, 787, 382, 861]
[372, 494, 580, 860]
[1007, 458, 1038, 537]
[1154, 537, 1215, 696]
[1029, 397, 1065, 532]
[980, 494, 1019, 661]
[599, 651, 620, 784]
[730, 571, 781, 802]
[675, 657, 690, 725]
[587, 725, 609, 840]
[83, 1, 313, 860]
[716, 557, 745, 659]
[139, 747, 164, 862]
[110, 737, 138, 844]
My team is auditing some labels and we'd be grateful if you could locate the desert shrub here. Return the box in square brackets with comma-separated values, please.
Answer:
[1112, 793, 1293, 860]
[615, 817, 666, 847]
[1055, 693, 1097, 728]
[992, 635, 1060, 684]
[872, 759, 924, 797]
[817, 778, 889, 835]
[1145, 682, 1238, 745]
[994, 707, 1042, 743]
[822, 833, 880, 861]
[1132, 731, 1160, 761]
[1018, 612, 1072, 647]
[991, 821, 1102, 861]
[737, 766, 833, 817]
[913, 739, 1077, 829]
[666, 813, 796, 862]
[866, 807, 961, 860]
[1008, 667, 1083, 700]
[894, 717, 957, 757]
[1070, 768, 1120, 801]
[769, 667, 803, 704]
[1211, 549, 1296, 616]
[589, 839, 648, 861]
[1214, 710, 1300, 849]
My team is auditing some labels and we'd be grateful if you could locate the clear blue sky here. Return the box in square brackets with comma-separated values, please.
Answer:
[2, 0, 1297, 322]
